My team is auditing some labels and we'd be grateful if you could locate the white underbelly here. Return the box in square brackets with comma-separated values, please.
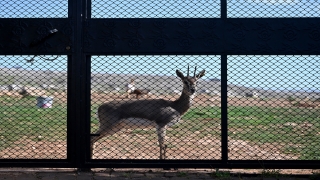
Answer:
[121, 118, 157, 129]
[167, 118, 182, 127]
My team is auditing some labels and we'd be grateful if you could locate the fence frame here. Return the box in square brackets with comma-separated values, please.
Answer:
[0, 0, 319, 169]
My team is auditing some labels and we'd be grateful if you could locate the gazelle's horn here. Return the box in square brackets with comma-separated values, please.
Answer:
[194, 66, 197, 77]
[187, 64, 189, 77]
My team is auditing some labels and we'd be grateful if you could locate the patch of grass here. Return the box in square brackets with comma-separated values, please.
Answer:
[211, 169, 231, 179]
[166, 143, 176, 148]
[177, 172, 188, 177]
[183, 106, 221, 120]
[310, 172, 320, 180]
[0, 95, 67, 150]
[283, 145, 300, 155]
[261, 169, 282, 178]
[132, 129, 154, 135]
[123, 172, 133, 178]
[287, 96, 296, 102]
[184, 105, 320, 160]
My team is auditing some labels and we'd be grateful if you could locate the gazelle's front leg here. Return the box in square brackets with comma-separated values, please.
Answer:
[90, 135, 102, 159]
[157, 125, 167, 159]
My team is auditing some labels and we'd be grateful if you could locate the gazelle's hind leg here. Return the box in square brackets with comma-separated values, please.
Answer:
[157, 125, 167, 160]
[90, 112, 122, 158]
[90, 123, 124, 158]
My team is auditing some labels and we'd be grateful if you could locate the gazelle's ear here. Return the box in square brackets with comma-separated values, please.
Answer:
[176, 70, 184, 79]
[196, 70, 205, 79]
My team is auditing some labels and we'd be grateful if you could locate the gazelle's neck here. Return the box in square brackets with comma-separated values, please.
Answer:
[172, 91, 194, 115]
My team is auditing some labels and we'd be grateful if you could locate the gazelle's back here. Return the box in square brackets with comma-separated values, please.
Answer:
[97, 99, 179, 128]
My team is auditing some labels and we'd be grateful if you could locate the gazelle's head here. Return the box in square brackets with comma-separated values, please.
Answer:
[176, 66, 205, 96]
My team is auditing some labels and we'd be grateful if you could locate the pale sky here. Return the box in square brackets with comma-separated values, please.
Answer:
[1, 0, 319, 18]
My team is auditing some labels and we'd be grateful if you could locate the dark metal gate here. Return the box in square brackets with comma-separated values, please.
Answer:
[0, 0, 319, 169]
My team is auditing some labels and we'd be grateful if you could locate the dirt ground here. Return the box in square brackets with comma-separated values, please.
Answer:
[91, 133, 297, 160]
[0, 130, 297, 161]
[0, 132, 296, 160]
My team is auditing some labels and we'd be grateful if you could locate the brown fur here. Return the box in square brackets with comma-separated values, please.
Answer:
[130, 89, 150, 99]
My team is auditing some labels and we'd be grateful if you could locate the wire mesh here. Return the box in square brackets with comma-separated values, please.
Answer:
[0, 55, 67, 159]
[228, 0, 320, 17]
[228, 55, 320, 160]
[91, 0, 220, 18]
[0, 0, 68, 18]
[1, 0, 319, 168]
[90, 55, 221, 160]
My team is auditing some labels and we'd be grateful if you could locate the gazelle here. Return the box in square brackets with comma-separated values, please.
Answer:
[91, 66, 205, 159]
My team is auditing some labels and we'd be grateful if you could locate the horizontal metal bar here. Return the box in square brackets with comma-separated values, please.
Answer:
[84, 160, 320, 169]
[1, 159, 319, 169]
[0, 160, 73, 168]
[83, 18, 320, 55]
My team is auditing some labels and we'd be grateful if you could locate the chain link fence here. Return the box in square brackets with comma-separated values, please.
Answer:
[90, 0, 320, 18]
[228, 0, 320, 17]
[90, 55, 319, 160]
[0, 56, 67, 159]
[0, 0, 319, 167]
[228, 55, 319, 160]
[2, 0, 320, 18]
[90, 55, 221, 159]
[91, 0, 220, 18]
[0, 0, 68, 18]
[1, 55, 318, 160]
[0, 55, 318, 161]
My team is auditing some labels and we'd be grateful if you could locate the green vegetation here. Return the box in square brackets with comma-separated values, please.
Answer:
[286, 96, 296, 102]
[176, 106, 319, 160]
[176, 172, 188, 177]
[0, 95, 67, 150]
[261, 169, 282, 179]
[228, 106, 320, 160]
[310, 172, 320, 180]
[1, 95, 320, 160]
[211, 169, 231, 179]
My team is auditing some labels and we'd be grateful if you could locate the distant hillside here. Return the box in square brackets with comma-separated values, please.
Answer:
[0, 68, 319, 100]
